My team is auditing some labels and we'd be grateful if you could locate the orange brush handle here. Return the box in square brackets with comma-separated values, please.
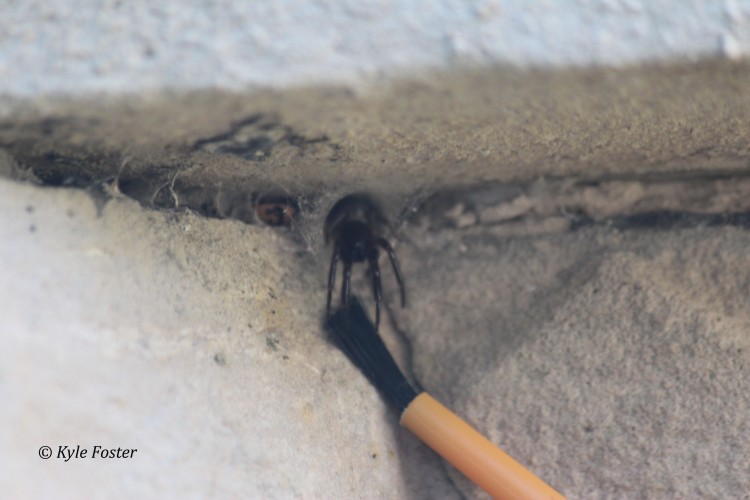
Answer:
[401, 393, 565, 500]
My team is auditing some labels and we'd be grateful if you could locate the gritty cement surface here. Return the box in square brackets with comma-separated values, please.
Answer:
[2, 61, 749, 221]
[0, 177, 447, 499]
[395, 218, 750, 498]
[3, 164, 750, 498]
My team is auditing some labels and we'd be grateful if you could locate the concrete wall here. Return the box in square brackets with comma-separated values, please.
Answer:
[2, 2, 750, 499]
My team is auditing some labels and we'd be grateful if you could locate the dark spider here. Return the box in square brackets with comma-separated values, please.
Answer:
[324, 193, 406, 330]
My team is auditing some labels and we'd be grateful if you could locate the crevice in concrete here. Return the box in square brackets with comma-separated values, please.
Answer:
[3, 135, 750, 237]
[409, 169, 750, 234]
[2, 61, 750, 241]
[0, 113, 328, 228]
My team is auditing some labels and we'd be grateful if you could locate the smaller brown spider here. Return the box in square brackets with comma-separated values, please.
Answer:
[324, 193, 406, 330]
[255, 194, 297, 227]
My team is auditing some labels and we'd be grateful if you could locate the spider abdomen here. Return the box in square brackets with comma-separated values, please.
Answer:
[338, 221, 374, 262]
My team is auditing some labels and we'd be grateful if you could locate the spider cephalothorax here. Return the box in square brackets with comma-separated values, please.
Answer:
[324, 193, 406, 330]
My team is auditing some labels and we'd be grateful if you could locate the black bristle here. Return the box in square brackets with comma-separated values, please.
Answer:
[327, 296, 418, 412]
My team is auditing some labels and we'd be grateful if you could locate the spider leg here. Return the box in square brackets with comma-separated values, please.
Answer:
[326, 248, 340, 316]
[341, 260, 353, 307]
[376, 237, 406, 307]
[368, 249, 382, 331]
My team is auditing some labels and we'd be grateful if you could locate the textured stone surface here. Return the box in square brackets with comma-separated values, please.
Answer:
[4, 164, 749, 498]
[0, 177, 447, 499]
[395, 219, 750, 498]
[2, 62, 749, 226]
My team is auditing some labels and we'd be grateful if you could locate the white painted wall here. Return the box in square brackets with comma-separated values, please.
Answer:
[1, 0, 749, 97]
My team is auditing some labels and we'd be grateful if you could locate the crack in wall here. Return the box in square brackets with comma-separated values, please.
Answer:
[1, 112, 749, 237]
[0, 113, 325, 227]
[411, 171, 750, 234]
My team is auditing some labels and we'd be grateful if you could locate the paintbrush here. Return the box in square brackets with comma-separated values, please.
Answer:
[327, 296, 565, 500]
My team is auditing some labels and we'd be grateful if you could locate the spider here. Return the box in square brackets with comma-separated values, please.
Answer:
[255, 194, 297, 227]
[324, 193, 406, 331]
